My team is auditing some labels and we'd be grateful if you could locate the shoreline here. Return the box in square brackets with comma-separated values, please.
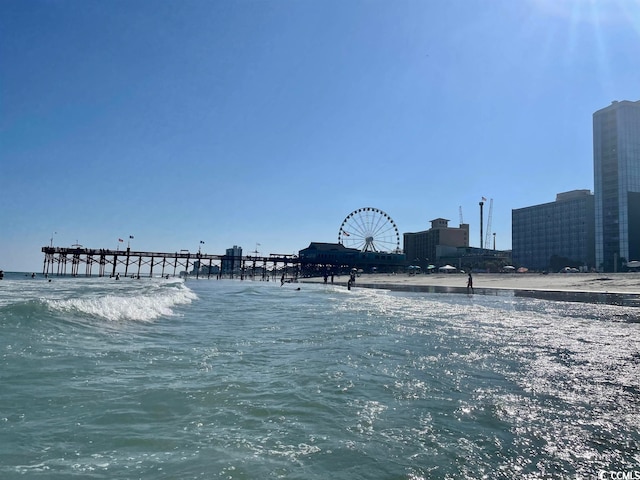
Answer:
[300, 272, 640, 307]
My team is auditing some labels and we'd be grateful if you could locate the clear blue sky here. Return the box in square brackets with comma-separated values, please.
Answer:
[2, 0, 639, 272]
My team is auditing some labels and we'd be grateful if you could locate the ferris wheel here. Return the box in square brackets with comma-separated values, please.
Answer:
[338, 207, 401, 253]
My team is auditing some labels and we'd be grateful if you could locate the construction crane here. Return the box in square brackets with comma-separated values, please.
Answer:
[484, 198, 494, 250]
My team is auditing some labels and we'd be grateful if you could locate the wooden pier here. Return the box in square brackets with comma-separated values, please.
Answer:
[41, 246, 301, 280]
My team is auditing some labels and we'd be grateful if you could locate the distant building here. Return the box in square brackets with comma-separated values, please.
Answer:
[299, 242, 359, 265]
[593, 100, 640, 271]
[512, 190, 595, 271]
[298, 242, 406, 273]
[438, 245, 512, 272]
[221, 245, 243, 275]
[191, 260, 220, 276]
[403, 218, 469, 267]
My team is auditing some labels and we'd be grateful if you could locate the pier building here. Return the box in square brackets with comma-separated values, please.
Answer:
[298, 242, 406, 275]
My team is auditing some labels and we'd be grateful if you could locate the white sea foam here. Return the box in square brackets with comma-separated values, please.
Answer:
[45, 281, 197, 322]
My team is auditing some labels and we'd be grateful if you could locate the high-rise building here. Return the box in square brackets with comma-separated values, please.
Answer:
[593, 100, 640, 272]
[222, 245, 243, 275]
[512, 190, 595, 271]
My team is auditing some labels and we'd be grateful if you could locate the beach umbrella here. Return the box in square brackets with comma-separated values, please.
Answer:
[503, 265, 516, 271]
[627, 260, 640, 268]
[517, 267, 528, 273]
[438, 265, 457, 273]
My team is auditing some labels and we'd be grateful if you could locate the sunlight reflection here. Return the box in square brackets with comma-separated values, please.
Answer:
[530, 0, 640, 26]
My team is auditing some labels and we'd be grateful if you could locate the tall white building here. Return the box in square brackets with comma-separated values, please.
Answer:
[593, 100, 640, 271]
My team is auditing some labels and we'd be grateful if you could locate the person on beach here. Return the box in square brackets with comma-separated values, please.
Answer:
[467, 272, 474, 293]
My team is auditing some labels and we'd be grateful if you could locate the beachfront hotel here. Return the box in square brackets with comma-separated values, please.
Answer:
[593, 100, 640, 272]
[512, 190, 595, 271]
[403, 218, 470, 268]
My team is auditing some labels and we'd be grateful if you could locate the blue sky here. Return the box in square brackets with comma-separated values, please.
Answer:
[2, 0, 639, 272]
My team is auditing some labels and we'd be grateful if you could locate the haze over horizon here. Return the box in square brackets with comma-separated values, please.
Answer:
[2, 0, 639, 272]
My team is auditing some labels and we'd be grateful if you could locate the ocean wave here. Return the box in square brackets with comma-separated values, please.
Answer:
[44, 281, 197, 322]
[0, 298, 53, 320]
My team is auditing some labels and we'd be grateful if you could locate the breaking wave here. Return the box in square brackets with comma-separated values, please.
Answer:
[0, 277, 197, 323]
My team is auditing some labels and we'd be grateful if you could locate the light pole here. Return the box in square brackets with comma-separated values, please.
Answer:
[50, 231, 57, 248]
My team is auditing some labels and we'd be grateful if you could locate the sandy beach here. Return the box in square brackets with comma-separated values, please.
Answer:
[300, 272, 640, 306]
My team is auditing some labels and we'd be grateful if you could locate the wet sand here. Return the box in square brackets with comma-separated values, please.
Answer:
[300, 272, 640, 306]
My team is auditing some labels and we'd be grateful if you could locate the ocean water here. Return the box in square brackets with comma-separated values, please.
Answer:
[1, 273, 639, 479]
